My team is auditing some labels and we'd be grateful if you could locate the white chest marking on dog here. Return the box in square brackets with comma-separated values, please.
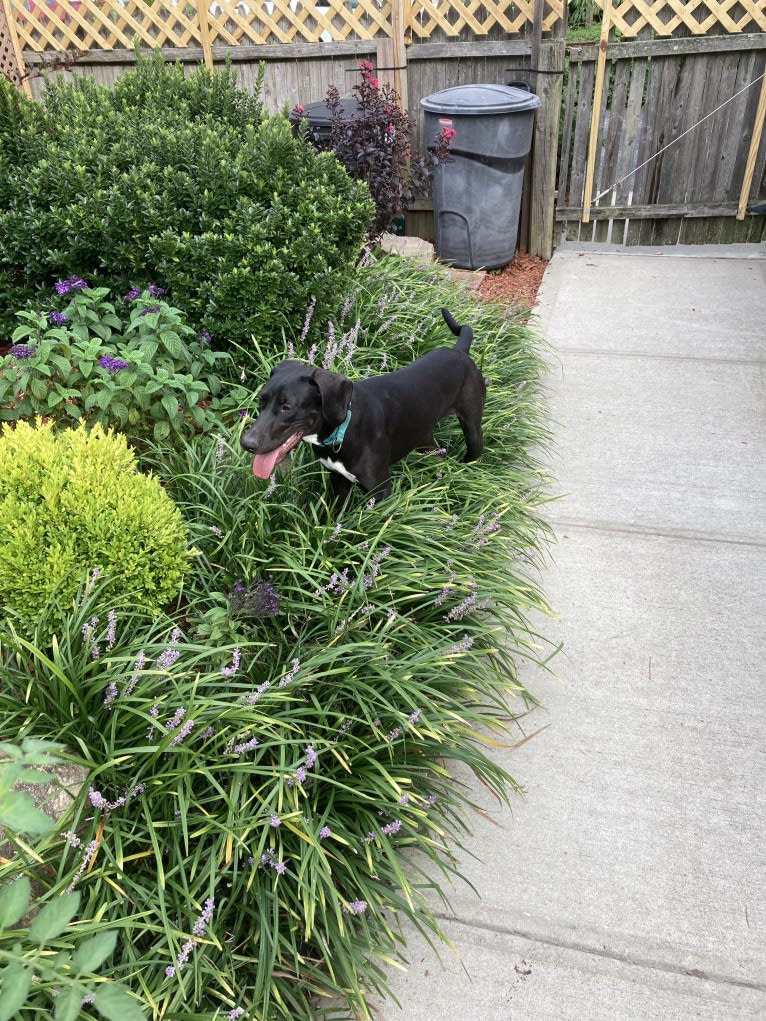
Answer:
[302, 434, 320, 446]
[319, 456, 357, 483]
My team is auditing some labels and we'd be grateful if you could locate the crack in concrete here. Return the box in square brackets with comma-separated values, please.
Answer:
[435, 912, 766, 994]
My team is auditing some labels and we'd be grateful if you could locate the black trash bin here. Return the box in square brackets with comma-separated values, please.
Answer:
[288, 98, 362, 143]
[421, 84, 541, 270]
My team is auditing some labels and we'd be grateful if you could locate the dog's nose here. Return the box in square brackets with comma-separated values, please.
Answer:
[240, 429, 258, 452]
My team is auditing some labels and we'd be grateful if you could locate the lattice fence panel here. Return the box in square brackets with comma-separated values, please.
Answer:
[2, 0, 26, 81]
[595, 0, 766, 37]
[8, 0, 564, 51]
[409, 0, 563, 40]
[9, 0, 202, 52]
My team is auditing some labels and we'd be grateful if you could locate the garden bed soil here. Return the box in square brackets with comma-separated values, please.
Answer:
[479, 252, 548, 309]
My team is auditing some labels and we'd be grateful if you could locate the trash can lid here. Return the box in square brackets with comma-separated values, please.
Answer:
[289, 98, 362, 128]
[420, 83, 540, 115]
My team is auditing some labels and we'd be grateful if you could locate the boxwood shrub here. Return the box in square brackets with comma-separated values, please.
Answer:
[0, 55, 374, 349]
[0, 418, 190, 642]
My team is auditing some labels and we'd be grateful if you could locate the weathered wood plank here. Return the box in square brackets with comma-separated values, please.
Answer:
[529, 38, 564, 259]
[555, 200, 753, 219]
[567, 32, 766, 63]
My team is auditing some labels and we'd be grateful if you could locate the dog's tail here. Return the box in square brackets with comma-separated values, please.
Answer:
[442, 308, 474, 353]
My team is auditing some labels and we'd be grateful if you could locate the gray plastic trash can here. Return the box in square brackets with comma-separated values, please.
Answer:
[421, 84, 541, 270]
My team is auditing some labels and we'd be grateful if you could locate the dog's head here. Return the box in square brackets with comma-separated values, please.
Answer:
[241, 360, 353, 479]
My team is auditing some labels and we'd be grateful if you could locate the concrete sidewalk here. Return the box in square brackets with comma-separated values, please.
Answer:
[362, 243, 766, 1019]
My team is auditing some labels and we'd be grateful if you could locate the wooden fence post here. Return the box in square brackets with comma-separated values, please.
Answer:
[194, 0, 215, 70]
[1, 0, 32, 97]
[736, 64, 766, 219]
[377, 0, 408, 107]
[582, 0, 612, 222]
[528, 8, 566, 259]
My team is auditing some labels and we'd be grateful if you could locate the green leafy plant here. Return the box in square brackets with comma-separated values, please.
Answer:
[0, 740, 145, 1021]
[0, 54, 373, 349]
[297, 61, 454, 240]
[0, 254, 555, 1021]
[0, 418, 190, 642]
[0, 279, 248, 440]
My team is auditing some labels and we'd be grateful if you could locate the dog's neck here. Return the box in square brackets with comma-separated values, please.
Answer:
[304, 408, 352, 453]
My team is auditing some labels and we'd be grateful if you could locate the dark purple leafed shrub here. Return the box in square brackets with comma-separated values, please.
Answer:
[295, 61, 455, 240]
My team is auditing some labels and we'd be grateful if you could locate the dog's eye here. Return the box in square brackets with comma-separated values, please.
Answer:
[279, 403, 291, 413]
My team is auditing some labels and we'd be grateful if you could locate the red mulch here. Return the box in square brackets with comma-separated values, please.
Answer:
[478, 252, 548, 309]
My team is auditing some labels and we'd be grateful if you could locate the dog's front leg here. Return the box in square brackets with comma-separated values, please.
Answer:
[328, 472, 353, 510]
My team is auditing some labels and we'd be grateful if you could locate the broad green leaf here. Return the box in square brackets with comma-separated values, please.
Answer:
[153, 420, 170, 441]
[0, 877, 31, 929]
[28, 892, 81, 945]
[71, 930, 118, 974]
[0, 790, 54, 835]
[54, 985, 84, 1021]
[0, 961, 33, 1021]
[30, 378, 48, 401]
[160, 394, 179, 419]
[93, 982, 147, 1021]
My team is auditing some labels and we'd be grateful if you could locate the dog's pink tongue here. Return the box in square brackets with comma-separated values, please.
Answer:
[252, 448, 283, 480]
[252, 431, 303, 480]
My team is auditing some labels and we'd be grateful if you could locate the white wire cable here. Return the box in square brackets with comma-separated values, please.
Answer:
[593, 69, 766, 204]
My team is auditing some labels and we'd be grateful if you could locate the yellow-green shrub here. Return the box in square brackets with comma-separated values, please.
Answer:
[0, 419, 189, 639]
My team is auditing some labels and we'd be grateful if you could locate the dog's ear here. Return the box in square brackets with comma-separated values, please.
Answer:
[311, 367, 353, 426]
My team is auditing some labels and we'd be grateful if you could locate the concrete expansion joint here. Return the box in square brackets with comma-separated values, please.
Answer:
[550, 518, 766, 550]
[556, 347, 766, 367]
[435, 912, 766, 995]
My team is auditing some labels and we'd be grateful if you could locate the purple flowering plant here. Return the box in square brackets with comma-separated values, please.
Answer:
[0, 283, 249, 440]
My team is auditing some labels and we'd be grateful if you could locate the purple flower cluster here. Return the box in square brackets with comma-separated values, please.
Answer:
[48, 310, 68, 325]
[232, 735, 259, 756]
[171, 719, 194, 747]
[363, 544, 392, 590]
[259, 847, 287, 876]
[279, 657, 301, 688]
[139, 305, 163, 317]
[166, 897, 215, 979]
[124, 650, 145, 699]
[344, 899, 368, 915]
[229, 578, 280, 618]
[88, 783, 145, 815]
[98, 355, 129, 373]
[444, 588, 490, 622]
[66, 838, 100, 893]
[196, 331, 213, 345]
[299, 296, 316, 344]
[8, 344, 36, 360]
[221, 647, 241, 678]
[381, 819, 402, 836]
[82, 616, 101, 660]
[157, 628, 182, 669]
[55, 275, 88, 295]
[448, 634, 475, 654]
[314, 567, 350, 598]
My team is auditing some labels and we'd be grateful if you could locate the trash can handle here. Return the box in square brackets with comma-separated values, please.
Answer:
[507, 79, 532, 92]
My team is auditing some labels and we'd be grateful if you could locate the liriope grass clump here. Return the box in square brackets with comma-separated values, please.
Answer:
[0, 254, 554, 1020]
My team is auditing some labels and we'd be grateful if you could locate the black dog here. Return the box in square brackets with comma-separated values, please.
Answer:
[241, 308, 485, 504]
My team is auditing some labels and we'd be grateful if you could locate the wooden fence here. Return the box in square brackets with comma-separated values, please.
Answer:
[558, 0, 766, 244]
[2, 0, 766, 251]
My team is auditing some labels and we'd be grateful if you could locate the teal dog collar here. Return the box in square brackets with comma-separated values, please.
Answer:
[320, 409, 352, 452]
